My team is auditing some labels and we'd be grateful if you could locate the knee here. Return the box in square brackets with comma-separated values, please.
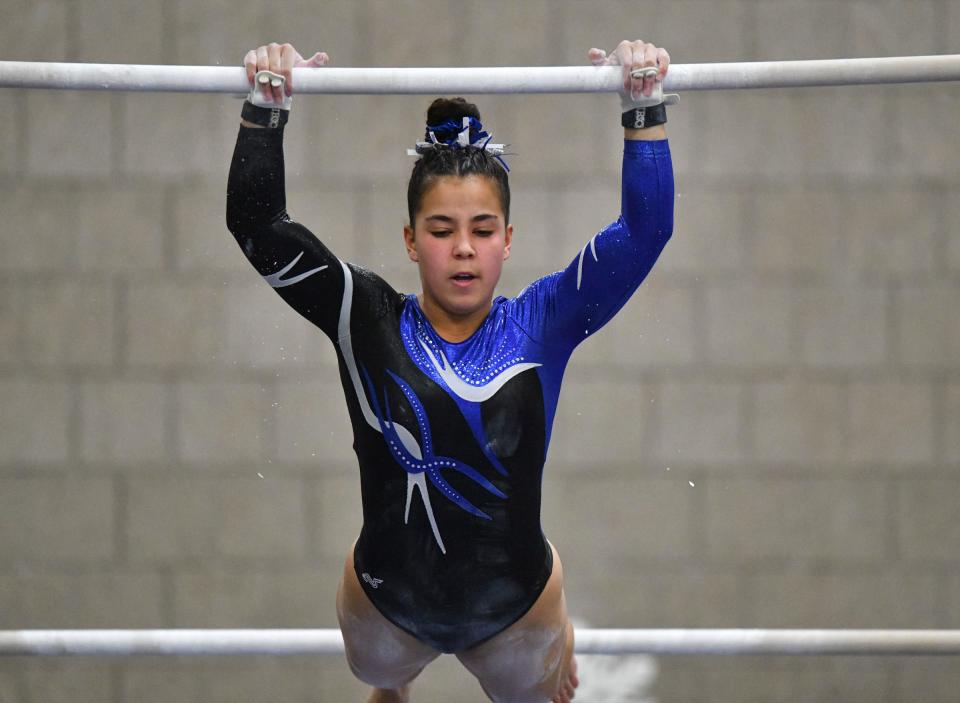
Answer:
[344, 657, 402, 690]
[460, 641, 566, 703]
[468, 655, 566, 703]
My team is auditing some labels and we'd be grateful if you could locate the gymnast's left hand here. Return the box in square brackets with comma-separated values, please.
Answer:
[587, 40, 670, 102]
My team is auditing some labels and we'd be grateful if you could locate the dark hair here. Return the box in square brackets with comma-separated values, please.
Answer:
[406, 97, 510, 228]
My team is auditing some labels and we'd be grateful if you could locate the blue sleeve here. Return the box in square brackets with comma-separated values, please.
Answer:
[511, 139, 674, 350]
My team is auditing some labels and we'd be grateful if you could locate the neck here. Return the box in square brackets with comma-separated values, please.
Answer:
[417, 293, 492, 343]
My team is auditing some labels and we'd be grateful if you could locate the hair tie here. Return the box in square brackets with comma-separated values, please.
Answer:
[406, 116, 510, 171]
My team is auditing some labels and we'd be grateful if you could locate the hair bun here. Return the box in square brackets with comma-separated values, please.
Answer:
[426, 97, 481, 125]
[423, 97, 490, 151]
[411, 96, 509, 171]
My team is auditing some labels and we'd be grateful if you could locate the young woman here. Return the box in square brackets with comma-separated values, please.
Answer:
[227, 40, 674, 703]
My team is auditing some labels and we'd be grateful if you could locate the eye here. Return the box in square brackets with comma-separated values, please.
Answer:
[430, 230, 451, 237]
[475, 230, 494, 237]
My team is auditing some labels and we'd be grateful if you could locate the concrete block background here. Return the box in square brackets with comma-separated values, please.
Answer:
[0, 101, 20, 177]
[5, 1, 69, 62]
[25, 92, 114, 179]
[704, 478, 889, 562]
[75, 185, 167, 274]
[0, 379, 71, 466]
[0, 571, 166, 628]
[752, 378, 845, 470]
[948, 383, 960, 466]
[848, 381, 937, 467]
[79, 380, 170, 468]
[0, 186, 79, 272]
[951, 191, 960, 273]
[20, 280, 117, 368]
[0, 479, 115, 562]
[1, 1, 959, 701]
[75, 0, 165, 64]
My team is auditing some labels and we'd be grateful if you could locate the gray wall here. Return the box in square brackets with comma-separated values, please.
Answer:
[2, 1, 959, 701]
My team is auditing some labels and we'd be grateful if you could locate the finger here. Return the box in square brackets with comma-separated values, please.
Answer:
[256, 45, 270, 100]
[268, 43, 284, 103]
[630, 41, 654, 98]
[643, 43, 658, 96]
[657, 47, 670, 80]
[616, 40, 636, 94]
[610, 41, 633, 94]
[243, 49, 258, 85]
[281, 43, 296, 96]
[303, 51, 329, 67]
[629, 42, 644, 99]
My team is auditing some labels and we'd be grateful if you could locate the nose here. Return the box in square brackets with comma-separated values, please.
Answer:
[452, 230, 475, 258]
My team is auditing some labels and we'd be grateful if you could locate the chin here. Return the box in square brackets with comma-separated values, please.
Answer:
[444, 299, 485, 317]
[442, 292, 490, 317]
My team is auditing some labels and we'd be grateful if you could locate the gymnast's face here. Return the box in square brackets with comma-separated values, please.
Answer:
[404, 174, 512, 323]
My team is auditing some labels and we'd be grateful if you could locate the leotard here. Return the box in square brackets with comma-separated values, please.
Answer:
[226, 124, 673, 653]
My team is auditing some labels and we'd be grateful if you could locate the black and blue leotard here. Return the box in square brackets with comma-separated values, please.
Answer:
[226, 124, 673, 653]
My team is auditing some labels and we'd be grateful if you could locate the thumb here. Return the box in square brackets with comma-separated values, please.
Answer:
[308, 51, 330, 66]
[587, 47, 608, 65]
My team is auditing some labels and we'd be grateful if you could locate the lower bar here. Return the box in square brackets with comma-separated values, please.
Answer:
[2, 629, 960, 657]
[0, 55, 959, 94]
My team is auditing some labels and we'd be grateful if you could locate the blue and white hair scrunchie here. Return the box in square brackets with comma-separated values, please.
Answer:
[407, 116, 510, 171]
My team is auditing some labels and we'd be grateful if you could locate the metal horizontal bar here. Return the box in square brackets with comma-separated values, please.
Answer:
[0, 55, 959, 94]
[2, 629, 960, 657]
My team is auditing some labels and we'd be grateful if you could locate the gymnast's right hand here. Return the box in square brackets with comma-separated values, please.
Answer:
[243, 42, 329, 104]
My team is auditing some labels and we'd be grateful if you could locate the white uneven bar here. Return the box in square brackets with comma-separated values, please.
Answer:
[1, 55, 960, 94]
[2, 629, 960, 657]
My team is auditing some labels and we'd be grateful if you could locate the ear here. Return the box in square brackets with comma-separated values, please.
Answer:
[503, 223, 513, 261]
[403, 225, 418, 262]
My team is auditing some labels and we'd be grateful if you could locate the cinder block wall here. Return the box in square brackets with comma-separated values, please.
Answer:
[2, 1, 959, 701]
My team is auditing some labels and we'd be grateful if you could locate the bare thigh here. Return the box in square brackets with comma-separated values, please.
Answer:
[455, 542, 574, 703]
[336, 543, 441, 690]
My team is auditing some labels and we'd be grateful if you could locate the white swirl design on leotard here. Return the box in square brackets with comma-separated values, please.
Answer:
[417, 338, 541, 403]
[264, 251, 328, 288]
[336, 262, 447, 553]
[576, 233, 599, 291]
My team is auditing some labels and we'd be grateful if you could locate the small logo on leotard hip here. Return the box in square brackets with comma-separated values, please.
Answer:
[362, 572, 384, 589]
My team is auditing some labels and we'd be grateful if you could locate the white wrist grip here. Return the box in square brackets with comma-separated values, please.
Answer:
[621, 66, 680, 111]
[248, 70, 292, 110]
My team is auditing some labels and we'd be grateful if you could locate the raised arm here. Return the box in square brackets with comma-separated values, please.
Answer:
[225, 43, 346, 341]
[513, 40, 675, 349]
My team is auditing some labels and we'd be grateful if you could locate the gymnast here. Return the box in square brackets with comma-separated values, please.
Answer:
[226, 38, 674, 703]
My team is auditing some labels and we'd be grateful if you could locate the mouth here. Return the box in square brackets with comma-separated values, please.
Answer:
[450, 272, 478, 286]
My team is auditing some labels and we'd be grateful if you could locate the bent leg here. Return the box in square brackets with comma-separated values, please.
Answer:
[336, 544, 441, 695]
[455, 542, 577, 703]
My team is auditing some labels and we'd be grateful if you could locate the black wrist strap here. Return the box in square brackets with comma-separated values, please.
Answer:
[621, 102, 667, 129]
[241, 100, 289, 129]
